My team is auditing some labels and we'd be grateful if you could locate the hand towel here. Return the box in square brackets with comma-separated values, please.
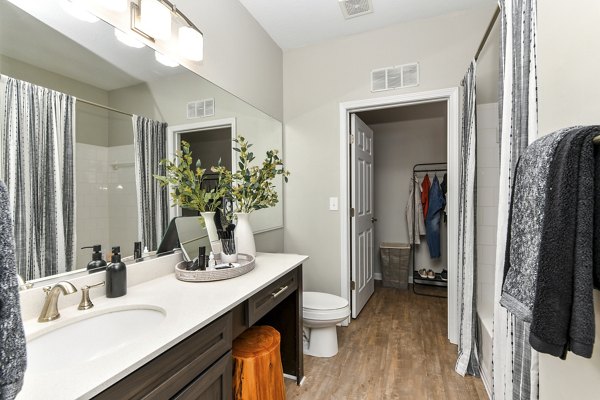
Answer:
[529, 126, 600, 359]
[0, 181, 27, 399]
[500, 127, 572, 321]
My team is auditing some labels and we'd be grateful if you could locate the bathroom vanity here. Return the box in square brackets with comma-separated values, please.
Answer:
[18, 253, 306, 400]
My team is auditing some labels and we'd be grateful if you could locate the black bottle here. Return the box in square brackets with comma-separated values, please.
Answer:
[134, 241, 142, 260]
[106, 246, 127, 298]
[82, 245, 107, 273]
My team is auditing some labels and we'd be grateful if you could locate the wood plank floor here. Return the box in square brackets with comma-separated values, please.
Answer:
[285, 284, 488, 400]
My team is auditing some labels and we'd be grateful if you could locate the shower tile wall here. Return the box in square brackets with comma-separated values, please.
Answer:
[476, 102, 500, 385]
[107, 144, 138, 255]
[76, 143, 110, 268]
[75, 143, 138, 268]
[476, 103, 499, 324]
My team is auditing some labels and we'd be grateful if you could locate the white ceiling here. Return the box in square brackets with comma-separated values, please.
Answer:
[238, 0, 496, 50]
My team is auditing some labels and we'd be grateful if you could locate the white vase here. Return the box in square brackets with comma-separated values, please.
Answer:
[234, 212, 256, 256]
[200, 212, 222, 254]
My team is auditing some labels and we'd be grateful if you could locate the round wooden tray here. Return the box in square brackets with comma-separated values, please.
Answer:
[175, 253, 255, 282]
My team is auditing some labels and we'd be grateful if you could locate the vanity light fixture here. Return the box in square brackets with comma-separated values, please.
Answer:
[114, 28, 145, 48]
[130, 0, 204, 62]
[59, 0, 99, 23]
[154, 50, 179, 67]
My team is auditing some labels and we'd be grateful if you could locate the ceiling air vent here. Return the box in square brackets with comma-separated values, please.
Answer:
[187, 98, 215, 119]
[339, 0, 373, 19]
[371, 63, 420, 92]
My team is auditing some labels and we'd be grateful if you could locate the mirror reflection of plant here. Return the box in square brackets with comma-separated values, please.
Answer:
[212, 136, 289, 214]
[154, 140, 227, 213]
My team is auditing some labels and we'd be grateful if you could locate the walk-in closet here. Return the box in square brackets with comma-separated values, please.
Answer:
[355, 100, 448, 301]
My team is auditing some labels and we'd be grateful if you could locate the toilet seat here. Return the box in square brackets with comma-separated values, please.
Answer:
[303, 292, 350, 321]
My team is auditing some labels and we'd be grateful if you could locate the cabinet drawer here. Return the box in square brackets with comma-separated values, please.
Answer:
[94, 312, 232, 400]
[247, 269, 298, 326]
[174, 351, 232, 400]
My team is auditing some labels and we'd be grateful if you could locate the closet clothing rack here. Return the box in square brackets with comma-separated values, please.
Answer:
[411, 162, 448, 298]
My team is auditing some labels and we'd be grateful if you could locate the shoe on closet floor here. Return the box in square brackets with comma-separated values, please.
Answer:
[441, 269, 448, 281]
[426, 269, 435, 279]
[418, 269, 428, 279]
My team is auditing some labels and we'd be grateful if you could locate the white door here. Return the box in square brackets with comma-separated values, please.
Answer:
[351, 114, 375, 318]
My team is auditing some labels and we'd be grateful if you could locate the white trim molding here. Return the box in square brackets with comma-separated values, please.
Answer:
[339, 87, 460, 344]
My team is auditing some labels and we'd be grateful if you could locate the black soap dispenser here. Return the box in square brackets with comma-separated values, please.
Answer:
[82, 245, 107, 273]
[106, 246, 127, 298]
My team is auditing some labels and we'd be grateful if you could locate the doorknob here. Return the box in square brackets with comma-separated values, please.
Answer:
[371, 217, 378, 223]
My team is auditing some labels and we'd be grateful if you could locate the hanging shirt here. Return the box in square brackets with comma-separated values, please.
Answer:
[406, 177, 426, 244]
[421, 174, 431, 219]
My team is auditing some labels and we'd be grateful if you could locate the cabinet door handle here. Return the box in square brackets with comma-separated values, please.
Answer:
[271, 285, 288, 298]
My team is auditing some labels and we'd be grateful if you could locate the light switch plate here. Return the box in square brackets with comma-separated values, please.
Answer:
[329, 197, 339, 211]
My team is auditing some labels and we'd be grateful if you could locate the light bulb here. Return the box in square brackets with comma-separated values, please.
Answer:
[114, 28, 145, 49]
[138, 0, 171, 40]
[179, 26, 203, 61]
[154, 51, 179, 68]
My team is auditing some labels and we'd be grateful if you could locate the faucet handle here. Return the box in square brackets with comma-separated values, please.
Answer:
[78, 281, 105, 310]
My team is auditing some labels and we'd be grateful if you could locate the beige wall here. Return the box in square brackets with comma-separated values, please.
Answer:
[181, 0, 284, 120]
[537, 0, 600, 398]
[368, 104, 448, 277]
[282, 5, 496, 294]
[0, 54, 109, 147]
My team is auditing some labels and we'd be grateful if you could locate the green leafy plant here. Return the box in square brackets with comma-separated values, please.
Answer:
[154, 140, 226, 213]
[212, 136, 289, 214]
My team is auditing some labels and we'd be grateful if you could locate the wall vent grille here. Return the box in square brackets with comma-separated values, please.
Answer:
[339, 0, 373, 19]
[187, 98, 215, 119]
[371, 63, 420, 92]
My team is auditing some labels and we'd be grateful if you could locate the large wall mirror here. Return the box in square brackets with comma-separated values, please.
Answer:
[0, 0, 283, 286]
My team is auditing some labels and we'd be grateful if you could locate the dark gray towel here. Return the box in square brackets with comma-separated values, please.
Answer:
[0, 181, 26, 399]
[594, 144, 600, 290]
[529, 126, 600, 359]
[501, 127, 572, 321]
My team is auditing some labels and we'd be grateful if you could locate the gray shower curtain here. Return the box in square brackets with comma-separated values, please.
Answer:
[492, 1, 539, 399]
[455, 60, 479, 377]
[132, 115, 168, 251]
[0, 75, 75, 281]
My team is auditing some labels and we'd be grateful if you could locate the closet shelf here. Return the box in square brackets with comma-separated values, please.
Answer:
[412, 271, 448, 288]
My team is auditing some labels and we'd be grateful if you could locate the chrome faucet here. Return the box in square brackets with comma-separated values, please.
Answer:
[38, 281, 78, 322]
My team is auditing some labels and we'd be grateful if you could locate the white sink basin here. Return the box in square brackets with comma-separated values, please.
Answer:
[27, 306, 166, 374]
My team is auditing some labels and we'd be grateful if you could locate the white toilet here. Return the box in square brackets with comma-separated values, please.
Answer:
[303, 291, 350, 358]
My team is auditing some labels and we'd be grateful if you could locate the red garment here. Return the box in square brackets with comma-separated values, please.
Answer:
[421, 174, 431, 219]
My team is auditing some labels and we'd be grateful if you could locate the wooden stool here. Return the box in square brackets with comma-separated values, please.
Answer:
[232, 325, 286, 400]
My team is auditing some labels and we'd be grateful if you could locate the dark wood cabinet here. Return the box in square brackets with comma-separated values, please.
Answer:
[173, 352, 232, 400]
[94, 313, 232, 400]
[93, 265, 303, 400]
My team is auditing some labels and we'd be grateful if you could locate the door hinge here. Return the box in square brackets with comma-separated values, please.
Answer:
[350, 134, 355, 145]
[351, 281, 356, 291]
[350, 207, 355, 217]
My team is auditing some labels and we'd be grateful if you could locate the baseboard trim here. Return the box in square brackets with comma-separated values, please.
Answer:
[374, 273, 382, 280]
[479, 364, 492, 400]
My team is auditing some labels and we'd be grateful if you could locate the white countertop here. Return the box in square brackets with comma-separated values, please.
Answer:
[17, 252, 307, 400]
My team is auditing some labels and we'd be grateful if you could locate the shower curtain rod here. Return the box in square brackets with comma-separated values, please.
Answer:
[76, 98, 133, 117]
[474, 5, 500, 61]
